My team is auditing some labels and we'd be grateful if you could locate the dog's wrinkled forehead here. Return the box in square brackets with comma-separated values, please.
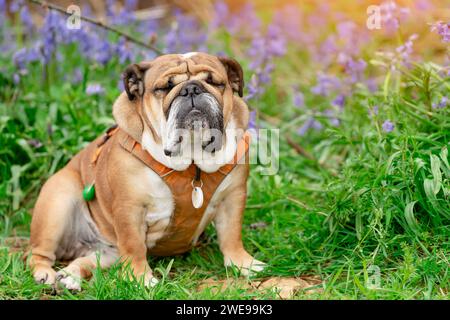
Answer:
[144, 53, 228, 86]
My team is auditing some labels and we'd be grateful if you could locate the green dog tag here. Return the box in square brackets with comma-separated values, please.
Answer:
[82, 184, 95, 201]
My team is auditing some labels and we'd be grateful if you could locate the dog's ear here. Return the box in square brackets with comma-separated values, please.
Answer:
[122, 62, 152, 100]
[218, 57, 244, 97]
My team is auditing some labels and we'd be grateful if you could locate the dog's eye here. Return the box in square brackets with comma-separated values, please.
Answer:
[206, 74, 225, 88]
[154, 79, 174, 93]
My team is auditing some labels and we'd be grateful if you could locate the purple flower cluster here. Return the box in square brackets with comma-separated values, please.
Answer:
[311, 73, 341, 97]
[164, 9, 207, 54]
[8, 1, 150, 89]
[292, 88, 305, 109]
[380, 1, 410, 33]
[430, 21, 450, 43]
[246, 23, 286, 100]
[211, 2, 261, 37]
[107, 0, 137, 26]
[381, 33, 419, 71]
[382, 120, 395, 133]
[297, 117, 323, 136]
[344, 58, 368, 84]
[19, 5, 33, 33]
[317, 21, 369, 69]
[86, 83, 105, 96]
[395, 34, 418, 67]
[432, 96, 448, 109]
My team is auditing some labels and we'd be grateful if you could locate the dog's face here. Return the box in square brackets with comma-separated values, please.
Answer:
[120, 53, 244, 160]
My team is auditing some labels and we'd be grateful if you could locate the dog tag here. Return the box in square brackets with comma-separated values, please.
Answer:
[192, 186, 204, 209]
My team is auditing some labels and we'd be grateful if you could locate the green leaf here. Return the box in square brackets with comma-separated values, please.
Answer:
[383, 70, 391, 100]
[439, 147, 450, 178]
[355, 212, 362, 241]
[430, 155, 442, 195]
[404, 201, 420, 235]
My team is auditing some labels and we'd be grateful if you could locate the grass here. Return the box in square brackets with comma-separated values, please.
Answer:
[1, 23, 449, 300]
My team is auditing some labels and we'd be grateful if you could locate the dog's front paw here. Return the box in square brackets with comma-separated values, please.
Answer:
[122, 268, 159, 288]
[56, 266, 82, 291]
[144, 273, 159, 288]
[224, 251, 266, 276]
[33, 266, 56, 285]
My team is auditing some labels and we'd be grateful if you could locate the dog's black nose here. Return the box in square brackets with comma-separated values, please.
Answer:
[164, 149, 172, 156]
[179, 82, 204, 97]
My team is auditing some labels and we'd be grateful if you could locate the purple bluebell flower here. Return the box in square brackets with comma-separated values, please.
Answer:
[71, 68, 83, 85]
[0, 0, 6, 13]
[92, 36, 113, 65]
[115, 37, 133, 64]
[106, 0, 136, 26]
[10, 0, 23, 13]
[248, 110, 257, 129]
[266, 24, 287, 57]
[13, 73, 20, 84]
[258, 63, 274, 84]
[20, 6, 34, 33]
[432, 96, 448, 109]
[13, 48, 28, 70]
[324, 109, 340, 126]
[311, 73, 341, 97]
[40, 11, 64, 64]
[137, 19, 159, 41]
[382, 120, 395, 132]
[366, 78, 379, 92]
[86, 83, 105, 96]
[368, 105, 379, 118]
[125, 0, 138, 11]
[292, 90, 304, 108]
[248, 37, 266, 69]
[345, 58, 367, 83]
[430, 21, 450, 43]
[380, 1, 410, 34]
[164, 9, 207, 53]
[12, 47, 40, 71]
[246, 75, 262, 101]
[395, 34, 418, 67]
[19, 6, 34, 33]
[245, 20, 287, 100]
[118, 79, 125, 92]
[211, 1, 229, 30]
[332, 94, 346, 109]
[297, 117, 323, 136]
[215, 2, 260, 36]
[415, 0, 433, 10]
[272, 5, 304, 43]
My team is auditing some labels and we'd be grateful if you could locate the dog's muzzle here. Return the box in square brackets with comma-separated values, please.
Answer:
[164, 81, 224, 156]
[175, 81, 222, 130]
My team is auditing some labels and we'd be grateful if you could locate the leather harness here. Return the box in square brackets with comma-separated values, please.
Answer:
[87, 125, 250, 256]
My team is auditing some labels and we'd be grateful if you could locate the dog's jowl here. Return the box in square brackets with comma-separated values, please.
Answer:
[28, 52, 265, 290]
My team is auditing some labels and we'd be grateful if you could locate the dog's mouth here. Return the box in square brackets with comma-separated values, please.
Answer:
[164, 88, 224, 157]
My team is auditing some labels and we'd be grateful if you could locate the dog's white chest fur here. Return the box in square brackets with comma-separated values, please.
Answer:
[138, 168, 173, 248]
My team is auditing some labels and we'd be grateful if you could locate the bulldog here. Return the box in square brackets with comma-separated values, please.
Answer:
[28, 52, 265, 290]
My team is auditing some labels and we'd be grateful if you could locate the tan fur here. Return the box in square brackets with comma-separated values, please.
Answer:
[29, 53, 264, 289]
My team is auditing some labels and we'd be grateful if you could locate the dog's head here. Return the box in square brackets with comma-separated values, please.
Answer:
[113, 52, 248, 170]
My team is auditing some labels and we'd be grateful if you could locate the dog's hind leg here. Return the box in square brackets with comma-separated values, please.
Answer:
[29, 168, 83, 285]
[56, 247, 118, 291]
